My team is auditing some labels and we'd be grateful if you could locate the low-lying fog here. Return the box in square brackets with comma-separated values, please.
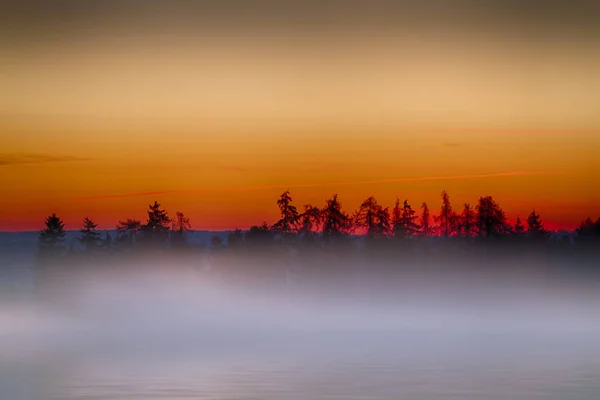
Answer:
[2, 261, 600, 399]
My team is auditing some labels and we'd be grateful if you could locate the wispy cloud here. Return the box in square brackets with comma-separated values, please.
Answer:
[0, 153, 92, 166]
[77, 171, 554, 201]
[420, 128, 600, 135]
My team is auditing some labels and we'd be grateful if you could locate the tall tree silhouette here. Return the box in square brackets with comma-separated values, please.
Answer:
[435, 191, 454, 237]
[394, 199, 419, 238]
[514, 216, 525, 236]
[526, 210, 549, 241]
[171, 211, 192, 248]
[420, 202, 431, 236]
[476, 196, 508, 238]
[271, 191, 300, 238]
[298, 204, 321, 240]
[116, 218, 142, 248]
[78, 217, 101, 253]
[460, 204, 476, 237]
[321, 194, 352, 241]
[391, 198, 402, 237]
[354, 196, 389, 237]
[140, 201, 171, 246]
[375, 206, 391, 237]
[38, 213, 66, 258]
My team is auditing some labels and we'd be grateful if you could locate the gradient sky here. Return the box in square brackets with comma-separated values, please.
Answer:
[1, 1, 599, 231]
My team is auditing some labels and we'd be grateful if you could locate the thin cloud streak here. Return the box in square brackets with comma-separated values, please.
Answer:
[419, 128, 600, 135]
[0, 153, 91, 166]
[77, 171, 554, 201]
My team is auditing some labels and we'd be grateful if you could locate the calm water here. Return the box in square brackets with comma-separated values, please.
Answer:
[2, 327, 599, 400]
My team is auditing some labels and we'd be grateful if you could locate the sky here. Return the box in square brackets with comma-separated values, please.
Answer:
[1, 1, 599, 231]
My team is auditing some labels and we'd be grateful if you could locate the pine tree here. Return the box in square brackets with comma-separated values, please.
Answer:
[391, 198, 402, 236]
[354, 196, 389, 237]
[298, 204, 321, 240]
[514, 216, 525, 235]
[460, 203, 476, 237]
[394, 199, 419, 238]
[78, 217, 101, 252]
[476, 196, 509, 238]
[436, 191, 454, 237]
[271, 191, 300, 238]
[321, 194, 352, 241]
[38, 213, 66, 258]
[526, 210, 549, 241]
[420, 202, 431, 236]
[576, 217, 600, 237]
[375, 206, 391, 238]
[140, 201, 171, 246]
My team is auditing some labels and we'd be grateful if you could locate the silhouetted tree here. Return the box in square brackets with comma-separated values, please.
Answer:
[375, 206, 391, 238]
[460, 204, 476, 237]
[526, 210, 549, 241]
[575, 217, 600, 254]
[271, 191, 300, 239]
[321, 194, 352, 241]
[140, 201, 171, 246]
[38, 213, 66, 258]
[297, 204, 321, 240]
[116, 218, 141, 247]
[436, 191, 454, 237]
[514, 216, 525, 236]
[245, 222, 273, 246]
[420, 202, 431, 236]
[577, 217, 600, 237]
[394, 199, 419, 238]
[476, 196, 508, 238]
[171, 211, 192, 249]
[391, 198, 402, 237]
[78, 217, 101, 253]
[353, 196, 390, 238]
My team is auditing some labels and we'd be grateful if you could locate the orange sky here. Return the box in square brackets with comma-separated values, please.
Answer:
[1, 4, 599, 231]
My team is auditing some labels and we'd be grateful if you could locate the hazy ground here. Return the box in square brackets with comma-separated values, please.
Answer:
[1, 254, 600, 399]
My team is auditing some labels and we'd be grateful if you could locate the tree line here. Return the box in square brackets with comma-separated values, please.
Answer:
[37, 190, 600, 260]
